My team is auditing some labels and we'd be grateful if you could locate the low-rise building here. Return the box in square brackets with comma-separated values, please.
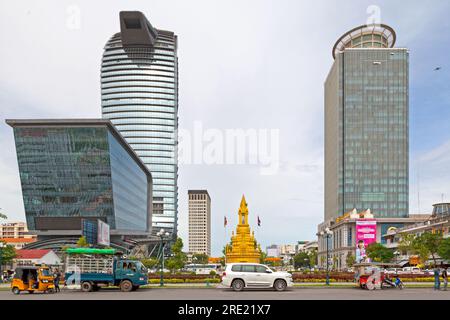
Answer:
[383, 203, 450, 266]
[317, 209, 430, 271]
[14, 249, 61, 267]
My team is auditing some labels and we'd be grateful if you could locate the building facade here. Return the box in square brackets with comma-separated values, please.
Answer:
[101, 11, 178, 238]
[0, 222, 37, 249]
[325, 24, 409, 221]
[188, 190, 211, 256]
[6, 119, 153, 251]
[317, 210, 429, 271]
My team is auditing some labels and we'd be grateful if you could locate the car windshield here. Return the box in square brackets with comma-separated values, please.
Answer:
[40, 269, 51, 276]
[136, 261, 147, 273]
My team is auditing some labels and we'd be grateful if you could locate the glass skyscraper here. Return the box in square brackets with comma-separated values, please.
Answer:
[101, 11, 178, 237]
[325, 24, 409, 221]
[6, 119, 153, 249]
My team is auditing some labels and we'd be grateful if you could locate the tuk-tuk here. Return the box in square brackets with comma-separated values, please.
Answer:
[354, 262, 401, 290]
[11, 266, 55, 294]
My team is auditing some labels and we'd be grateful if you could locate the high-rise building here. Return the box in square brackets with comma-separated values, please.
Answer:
[6, 119, 153, 251]
[188, 190, 211, 256]
[325, 24, 409, 221]
[101, 11, 178, 238]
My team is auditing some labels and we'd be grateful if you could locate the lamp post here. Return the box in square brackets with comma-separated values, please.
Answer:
[157, 228, 170, 287]
[0, 242, 5, 283]
[320, 227, 333, 286]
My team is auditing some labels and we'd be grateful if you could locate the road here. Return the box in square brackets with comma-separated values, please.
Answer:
[1, 287, 449, 300]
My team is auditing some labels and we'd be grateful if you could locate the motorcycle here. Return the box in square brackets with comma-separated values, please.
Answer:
[382, 276, 404, 289]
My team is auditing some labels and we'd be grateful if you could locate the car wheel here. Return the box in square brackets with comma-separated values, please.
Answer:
[231, 279, 244, 292]
[120, 280, 133, 292]
[274, 279, 287, 292]
[12, 287, 20, 295]
[81, 281, 93, 292]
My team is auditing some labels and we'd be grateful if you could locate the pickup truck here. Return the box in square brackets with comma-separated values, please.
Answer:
[64, 248, 148, 292]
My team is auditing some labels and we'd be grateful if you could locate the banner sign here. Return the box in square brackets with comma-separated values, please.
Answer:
[356, 219, 377, 246]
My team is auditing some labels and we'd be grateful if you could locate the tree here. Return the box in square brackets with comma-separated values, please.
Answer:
[308, 250, 318, 267]
[141, 258, 159, 269]
[398, 233, 416, 255]
[346, 253, 355, 268]
[0, 241, 17, 266]
[165, 237, 187, 272]
[0, 212, 7, 220]
[438, 237, 450, 261]
[414, 232, 442, 267]
[192, 253, 208, 264]
[260, 251, 267, 264]
[76, 236, 88, 248]
[293, 252, 310, 269]
[366, 243, 393, 262]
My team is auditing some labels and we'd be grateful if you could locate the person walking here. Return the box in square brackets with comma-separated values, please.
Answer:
[442, 266, 448, 291]
[54, 269, 61, 293]
[434, 266, 441, 290]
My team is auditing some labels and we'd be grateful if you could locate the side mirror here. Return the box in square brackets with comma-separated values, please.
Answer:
[266, 270, 272, 273]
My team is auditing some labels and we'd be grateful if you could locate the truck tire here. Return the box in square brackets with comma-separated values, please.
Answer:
[81, 281, 93, 292]
[120, 280, 133, 292]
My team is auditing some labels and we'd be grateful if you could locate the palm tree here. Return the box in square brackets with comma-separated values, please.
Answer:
[0, 210, 7, 220]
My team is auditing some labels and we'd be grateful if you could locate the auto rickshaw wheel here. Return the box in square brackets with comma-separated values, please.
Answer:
[46, 288, 55, 294]
[12, 287, 20, 295]
[28, 290, 34, 294]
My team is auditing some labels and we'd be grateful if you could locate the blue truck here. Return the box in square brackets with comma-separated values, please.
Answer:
[64, 248, 148, 292]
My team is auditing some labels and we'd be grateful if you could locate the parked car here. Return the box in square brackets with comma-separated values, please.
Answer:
[221, 263, 293, 292]
[399, 267, 423, 274]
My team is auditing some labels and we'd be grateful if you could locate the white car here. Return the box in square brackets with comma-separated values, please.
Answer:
[221, 263, 293, 291]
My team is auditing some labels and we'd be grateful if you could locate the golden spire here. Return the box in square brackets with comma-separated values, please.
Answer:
[225, 195, 261, 263]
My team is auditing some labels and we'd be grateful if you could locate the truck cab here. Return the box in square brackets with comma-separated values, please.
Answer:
[114, 259, 148, 290]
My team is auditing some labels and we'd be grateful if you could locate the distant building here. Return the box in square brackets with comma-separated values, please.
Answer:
[6, 119, 153, 253]
[0, 222, 37, 249]
[14, 249, 61, 267]
[266, 245, 280, 257]
[300, 241, 319, 254]
[188, 190, 211, 256]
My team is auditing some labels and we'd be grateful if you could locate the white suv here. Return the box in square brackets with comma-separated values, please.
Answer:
[221, 263, 293, 291]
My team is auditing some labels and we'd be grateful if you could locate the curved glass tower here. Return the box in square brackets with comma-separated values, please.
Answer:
[325, 24, 409, 221]
[101, 11, 178, 238]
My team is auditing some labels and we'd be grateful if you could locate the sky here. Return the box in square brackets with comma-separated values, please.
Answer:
[0, 0, 449, 256]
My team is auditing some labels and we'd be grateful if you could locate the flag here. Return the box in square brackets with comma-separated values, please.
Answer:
[224, 216, 227, 227]
[257, 215, 261, 227]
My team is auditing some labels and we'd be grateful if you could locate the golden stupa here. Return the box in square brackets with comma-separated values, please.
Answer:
[225, 195, 261, 263]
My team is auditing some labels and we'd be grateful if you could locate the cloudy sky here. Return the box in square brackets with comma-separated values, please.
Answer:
[1, 0, 449, 256]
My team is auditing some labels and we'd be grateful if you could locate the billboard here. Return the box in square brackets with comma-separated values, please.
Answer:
[97, 219, 110, 246]
[356, 219, 377, 247]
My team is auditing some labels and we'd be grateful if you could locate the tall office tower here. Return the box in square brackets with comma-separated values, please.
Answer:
[188, 190, 211, 256]
[324, 24, 409, 221]
[101, 12, 178, 238]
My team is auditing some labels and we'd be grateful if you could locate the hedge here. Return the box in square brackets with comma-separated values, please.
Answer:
[148, 278, 221, 284]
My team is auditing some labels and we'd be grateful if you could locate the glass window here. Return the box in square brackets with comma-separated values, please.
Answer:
[241, 265, 256, 273]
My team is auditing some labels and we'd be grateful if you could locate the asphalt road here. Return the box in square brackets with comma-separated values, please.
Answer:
[1, 287, 449, 300]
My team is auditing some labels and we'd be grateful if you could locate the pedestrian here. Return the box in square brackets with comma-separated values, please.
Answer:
[442, 265, 448, 291]
[433, 265, 441, 290]
[54, 269, 61, 293]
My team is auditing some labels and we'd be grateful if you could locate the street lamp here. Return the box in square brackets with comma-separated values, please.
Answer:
[157, 228, 170, 287]
[320, 227, 333, 286]
[0, 242, 5, 283]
